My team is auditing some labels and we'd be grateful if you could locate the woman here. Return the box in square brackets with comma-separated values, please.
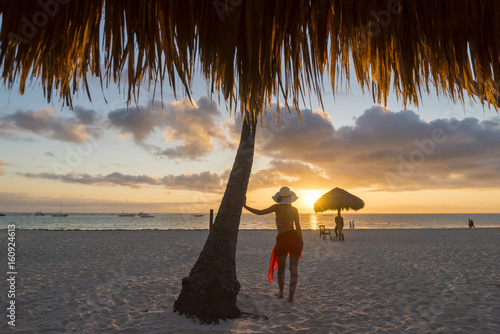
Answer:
[243, 186, 303, 302]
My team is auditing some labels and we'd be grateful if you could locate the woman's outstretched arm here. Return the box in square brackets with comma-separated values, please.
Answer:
[243, 204, 277, 215]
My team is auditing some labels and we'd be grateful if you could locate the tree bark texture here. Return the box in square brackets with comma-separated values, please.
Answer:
[173, 115, 257, 324]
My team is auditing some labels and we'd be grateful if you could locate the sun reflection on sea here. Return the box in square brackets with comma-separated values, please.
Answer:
[309, 213, 319, 230]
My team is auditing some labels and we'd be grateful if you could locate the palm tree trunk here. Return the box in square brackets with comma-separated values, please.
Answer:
[173, 115, 257, 324]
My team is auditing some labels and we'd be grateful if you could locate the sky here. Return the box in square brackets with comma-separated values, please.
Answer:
[1, 63, 500, 214]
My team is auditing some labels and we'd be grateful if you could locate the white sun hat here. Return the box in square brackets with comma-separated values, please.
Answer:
[272, 186, 298, 204]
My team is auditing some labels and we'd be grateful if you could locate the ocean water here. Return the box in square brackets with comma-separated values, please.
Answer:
[0, 212, 499, 230]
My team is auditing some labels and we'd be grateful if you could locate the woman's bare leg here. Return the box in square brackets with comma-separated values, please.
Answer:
[288, 255, 299, 302]
[276, 255, 287, 298]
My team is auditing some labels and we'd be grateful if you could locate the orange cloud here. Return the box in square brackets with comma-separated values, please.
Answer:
[227, 103, 500, 191]
[108, 97, 227, 159]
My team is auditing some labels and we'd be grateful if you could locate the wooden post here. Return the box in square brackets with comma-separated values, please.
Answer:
[209, 209, 214, 231]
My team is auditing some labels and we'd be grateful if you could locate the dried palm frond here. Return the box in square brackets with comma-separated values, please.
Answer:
[1, 0, 499, 118]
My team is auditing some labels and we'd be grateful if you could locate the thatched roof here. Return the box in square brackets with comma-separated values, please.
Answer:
[314, 187, 365, 214]
[1, 1, 500, 117]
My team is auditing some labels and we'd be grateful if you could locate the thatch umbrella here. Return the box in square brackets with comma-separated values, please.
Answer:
[2, 0, 500, 324]
[314, 187, 365, 216]
[1, 1, 500, 113]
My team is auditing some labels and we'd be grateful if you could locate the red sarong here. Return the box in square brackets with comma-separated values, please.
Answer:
[268, 229, 302, 283]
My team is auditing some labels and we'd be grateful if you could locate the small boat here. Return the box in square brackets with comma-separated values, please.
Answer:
[0, 212, 5, 216]
[35, 211, 45, 216]
[118, 211, 135, 217]
[140, 213, 155, 218]
[52, 204, 68, 217]
[193, 214, 204, 217]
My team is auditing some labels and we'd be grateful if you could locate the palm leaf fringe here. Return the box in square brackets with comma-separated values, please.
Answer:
[1, 0, 499, 117]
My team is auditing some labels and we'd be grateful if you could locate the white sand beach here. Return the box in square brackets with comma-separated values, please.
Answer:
[2, 228, 499, 333]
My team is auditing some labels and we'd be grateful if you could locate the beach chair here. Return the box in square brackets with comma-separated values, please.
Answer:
[319, 225, 332, 240]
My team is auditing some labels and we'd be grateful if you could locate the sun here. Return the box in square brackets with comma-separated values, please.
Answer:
[300, 190, 325, 210]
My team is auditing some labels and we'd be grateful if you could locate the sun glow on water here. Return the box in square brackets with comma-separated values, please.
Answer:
[309, 213, 319, 230]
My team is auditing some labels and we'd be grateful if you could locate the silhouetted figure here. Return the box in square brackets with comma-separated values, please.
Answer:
[468, 219, 475, 228]
[335, 213, 344, 240]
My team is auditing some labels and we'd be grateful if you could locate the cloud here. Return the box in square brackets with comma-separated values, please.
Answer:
[20, 172, 162, 189]
[248, 160, 330, 191]
[0, 160, 6, 175]
[107, 97, 227, 159]
[160, 169, 230, 193]
[107, 103, 164, 143]
[0, 120, 16, 138]
[1, 96, 229, 160]
[223, 105, 335, 162]
[73, 107, 97, 125]
[0, 107, 100, 142]
[13, 103, 500, 193]
[227, 104, 500, 191]
[19, 169, 230, 193]
[157, 97, 226, 159]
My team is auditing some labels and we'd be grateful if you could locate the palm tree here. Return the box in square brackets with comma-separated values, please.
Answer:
[173, 114, 256, 323]
[1, 0, 500, 324]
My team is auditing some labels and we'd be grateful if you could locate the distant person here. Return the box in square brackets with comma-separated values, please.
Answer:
[349, 221, 352, 229]
[352, 220, 355, 229]
[334, 212, 344, 240]
[243, 186, 303, 302]
[468, 219, 475, 228]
